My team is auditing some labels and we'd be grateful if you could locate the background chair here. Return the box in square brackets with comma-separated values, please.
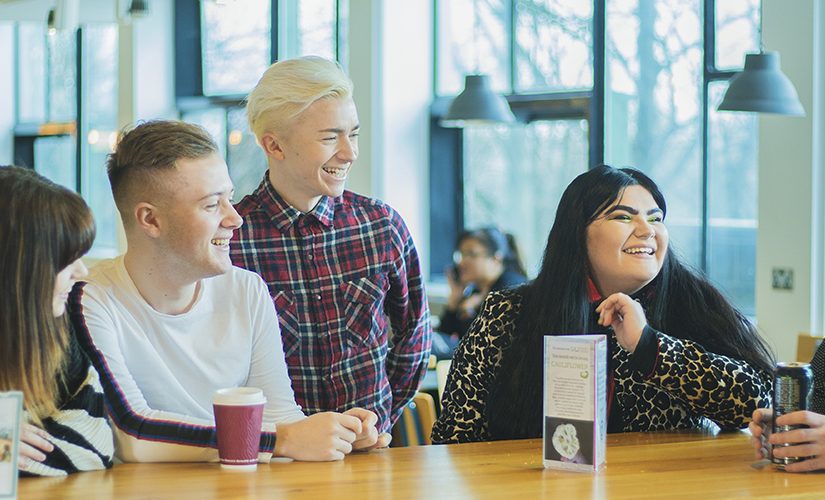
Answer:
[436, 359, 451, 404]
[796, 332, 824, 362]
[391, 392, 437, 446]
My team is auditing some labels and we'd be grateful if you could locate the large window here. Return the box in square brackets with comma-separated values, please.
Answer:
[604, 0, 759, 313]
[433, 0, 596, 277]
[432, 0, 760, 314]
[178, 0, 348, 200]
[201, 0, 271, 96]
[463, 121, 589, 274]
[13, 23, 119, 257]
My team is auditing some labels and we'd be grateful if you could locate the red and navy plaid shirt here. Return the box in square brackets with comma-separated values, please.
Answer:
[231, 176, 432, 432]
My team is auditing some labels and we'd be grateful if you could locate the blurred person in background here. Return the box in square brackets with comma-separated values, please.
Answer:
[433, 227, 527, 359]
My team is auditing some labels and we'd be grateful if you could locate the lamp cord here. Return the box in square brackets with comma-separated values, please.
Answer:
[758, 0, 764, 52]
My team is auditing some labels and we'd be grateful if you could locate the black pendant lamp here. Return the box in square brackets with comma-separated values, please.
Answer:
[440, 74, 516, 127]
[717, 51, 804, 116]
[717, 2, 804, 117]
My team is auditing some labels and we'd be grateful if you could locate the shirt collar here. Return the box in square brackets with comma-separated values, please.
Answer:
[255, 174, 335, 229]
[587, 276, 656, 304]
[587, 277, 602, 303]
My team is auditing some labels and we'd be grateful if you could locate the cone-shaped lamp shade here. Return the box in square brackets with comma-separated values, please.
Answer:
[128, 0, 150, 17]
[441, 74, 515, 127]
[718, 52, 805, 116]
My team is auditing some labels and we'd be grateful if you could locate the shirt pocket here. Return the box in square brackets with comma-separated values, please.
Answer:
[339, 273, 389, 347]
[271, 288, 301, 358]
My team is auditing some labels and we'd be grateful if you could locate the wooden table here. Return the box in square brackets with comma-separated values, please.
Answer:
[19, 431, 825, 499]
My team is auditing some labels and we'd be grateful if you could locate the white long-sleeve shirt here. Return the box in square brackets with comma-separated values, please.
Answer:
[71, 256, 305, 463]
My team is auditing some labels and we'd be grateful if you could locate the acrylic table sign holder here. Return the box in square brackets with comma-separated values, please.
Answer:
[0, 391, 23, 499]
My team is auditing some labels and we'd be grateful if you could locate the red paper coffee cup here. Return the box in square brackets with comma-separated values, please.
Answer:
[213, 387, 266, 470]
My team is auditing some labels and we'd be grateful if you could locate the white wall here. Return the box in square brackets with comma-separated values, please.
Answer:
[757, 0, 824, 361]
[380, 1, 432, 277]
[347, 0, 433, 277]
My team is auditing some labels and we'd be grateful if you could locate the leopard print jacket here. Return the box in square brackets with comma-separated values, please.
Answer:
[431, 289, 772, 444]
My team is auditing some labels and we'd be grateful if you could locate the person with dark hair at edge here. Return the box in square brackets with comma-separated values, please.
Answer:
[750, 341, 825, 472]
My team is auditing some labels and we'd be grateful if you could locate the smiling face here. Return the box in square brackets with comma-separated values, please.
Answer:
[455, 238, 503, 286]
[153, 153, 243, 282]
[53, 258, 88, 317]
[585, 185, 669, 296]
[262, 96, 359, 212]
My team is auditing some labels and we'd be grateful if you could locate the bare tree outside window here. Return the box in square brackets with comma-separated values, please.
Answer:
[436, 0, 759, 312]
[201, 0, 270, 96]
[605, 0, 759, 314]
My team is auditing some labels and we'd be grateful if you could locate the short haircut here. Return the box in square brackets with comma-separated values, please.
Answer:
[106, 120, 219, 224]
[246, 56, 354, 141]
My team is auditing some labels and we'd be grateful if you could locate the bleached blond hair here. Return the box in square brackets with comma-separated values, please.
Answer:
[246, 56, 354, 141]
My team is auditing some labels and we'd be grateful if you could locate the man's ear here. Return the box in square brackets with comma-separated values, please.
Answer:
[260, 132, 287, 160]
[134, 202, 162, 238]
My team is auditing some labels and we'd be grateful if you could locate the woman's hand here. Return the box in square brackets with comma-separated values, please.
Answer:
[767, 410, 825, 472]
[445, 266, 466, 310]
[595, 293, 647, 353]
[18, 423, 54, 470]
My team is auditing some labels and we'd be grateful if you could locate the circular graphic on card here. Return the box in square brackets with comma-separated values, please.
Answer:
[543, 417, 593, 465]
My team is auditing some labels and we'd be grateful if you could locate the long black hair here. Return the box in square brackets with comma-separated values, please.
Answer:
[456, 226, 527, 277]
[486, 165, 775, 439]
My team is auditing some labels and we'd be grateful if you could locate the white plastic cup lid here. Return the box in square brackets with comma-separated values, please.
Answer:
[212, 387, 267, 406]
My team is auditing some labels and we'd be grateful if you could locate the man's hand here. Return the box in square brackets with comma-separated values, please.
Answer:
[274, 412, 361, 461]
[343, 407, 392, 451]
[767, 410, 825, 472]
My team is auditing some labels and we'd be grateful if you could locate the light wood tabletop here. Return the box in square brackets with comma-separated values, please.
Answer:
[18, 430, 825, 499]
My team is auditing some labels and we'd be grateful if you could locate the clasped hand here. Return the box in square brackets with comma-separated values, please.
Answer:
[595, 293, 647, 353]
[275, 407, 390, 461]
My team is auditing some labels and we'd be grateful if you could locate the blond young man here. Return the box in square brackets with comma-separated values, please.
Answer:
[72, 120, 381, 463]
[232, 57, 432, 434]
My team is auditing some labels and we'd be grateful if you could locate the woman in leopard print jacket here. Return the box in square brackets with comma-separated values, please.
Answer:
[432, 165, 775, 443]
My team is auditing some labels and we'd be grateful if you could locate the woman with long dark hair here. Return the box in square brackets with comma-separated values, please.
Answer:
[0, 166, 113, 475]
[432, 165, 774, 443]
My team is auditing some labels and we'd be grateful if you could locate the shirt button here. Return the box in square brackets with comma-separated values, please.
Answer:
[307, 253, 314, 260]
[316, 294, 322, 301]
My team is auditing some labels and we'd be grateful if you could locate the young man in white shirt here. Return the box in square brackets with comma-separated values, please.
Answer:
[72, 120, 387, 463]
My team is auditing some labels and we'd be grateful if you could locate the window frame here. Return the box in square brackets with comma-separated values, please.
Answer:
[12, 27, 82, 193]
[429, 0, 606, 278]
[429, 0, 757, 285]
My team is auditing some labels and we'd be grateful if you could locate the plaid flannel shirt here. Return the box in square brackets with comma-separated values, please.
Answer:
[231, 176, 432, 432]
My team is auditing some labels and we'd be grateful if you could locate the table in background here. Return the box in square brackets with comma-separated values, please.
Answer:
[19, 431, 825, 499]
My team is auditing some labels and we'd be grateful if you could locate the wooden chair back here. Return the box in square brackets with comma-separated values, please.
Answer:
[796, 332, 825, 362]
[391, 392, 437, 446]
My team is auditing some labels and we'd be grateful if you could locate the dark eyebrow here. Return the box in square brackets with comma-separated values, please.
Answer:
[604, 205, 663, 216]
